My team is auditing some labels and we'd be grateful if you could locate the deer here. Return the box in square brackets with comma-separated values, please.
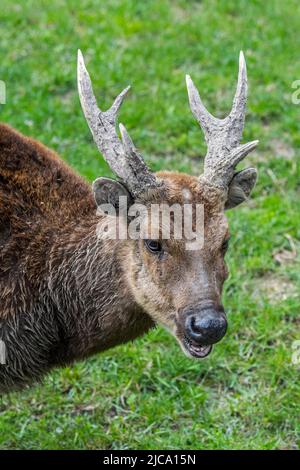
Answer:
[0, 51, 258, 393]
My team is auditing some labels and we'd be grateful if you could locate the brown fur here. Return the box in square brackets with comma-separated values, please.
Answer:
[0, 124, 230, 392]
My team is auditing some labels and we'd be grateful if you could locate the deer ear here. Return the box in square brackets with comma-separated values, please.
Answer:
[225, 168, 257, 210]
[92, 177, 134, 210]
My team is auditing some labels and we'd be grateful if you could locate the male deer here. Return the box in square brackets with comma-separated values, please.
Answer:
[0, 51, 258, 392]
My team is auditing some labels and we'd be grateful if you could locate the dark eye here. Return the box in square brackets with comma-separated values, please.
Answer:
[222, 238, 230, 253]
[144, 239, 163, 254]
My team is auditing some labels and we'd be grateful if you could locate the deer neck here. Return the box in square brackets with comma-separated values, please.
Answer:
[48, 217, 154, 363]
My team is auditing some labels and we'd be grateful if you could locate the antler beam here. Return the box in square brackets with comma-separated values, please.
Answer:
[77, 50, 158, 197]
[186, 51, 258, 188]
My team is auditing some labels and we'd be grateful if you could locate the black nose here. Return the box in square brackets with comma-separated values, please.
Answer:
[185, 308, 227, 345]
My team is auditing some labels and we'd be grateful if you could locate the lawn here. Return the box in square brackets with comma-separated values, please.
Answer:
[0, 0, 299, 450]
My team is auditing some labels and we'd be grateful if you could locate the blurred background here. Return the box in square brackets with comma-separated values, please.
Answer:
[0, 0, 299, 449]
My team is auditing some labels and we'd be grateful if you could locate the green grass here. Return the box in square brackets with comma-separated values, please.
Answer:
[0, 0, 300, 450]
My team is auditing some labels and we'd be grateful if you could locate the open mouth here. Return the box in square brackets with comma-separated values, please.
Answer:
[184, 337, 213, 359]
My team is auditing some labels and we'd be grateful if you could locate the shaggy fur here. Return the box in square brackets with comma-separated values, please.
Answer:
[0, 124, 154, 392]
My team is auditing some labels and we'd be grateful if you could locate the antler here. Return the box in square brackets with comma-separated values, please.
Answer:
[77, 50, 158, 197]
[186, 51, 258, 188]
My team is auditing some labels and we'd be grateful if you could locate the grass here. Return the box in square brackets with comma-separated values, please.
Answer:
[0, 0, 300, 450]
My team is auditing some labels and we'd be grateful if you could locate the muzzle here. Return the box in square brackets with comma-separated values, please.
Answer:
[182, 303, 227, 358]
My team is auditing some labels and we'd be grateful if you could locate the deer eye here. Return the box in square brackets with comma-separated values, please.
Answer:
[144, 239, 163, 254]
[221, 238, 230, 253]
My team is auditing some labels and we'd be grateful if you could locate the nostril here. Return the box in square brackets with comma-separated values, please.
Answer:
[186, 315, 205, 339]
[190, 315, 204, 335]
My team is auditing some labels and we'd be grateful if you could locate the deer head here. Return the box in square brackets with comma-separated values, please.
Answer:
[77, 50, 258, 359]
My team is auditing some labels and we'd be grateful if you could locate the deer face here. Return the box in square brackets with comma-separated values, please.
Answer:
[78, 50, 258, 359]
[121, 173, 229, 358]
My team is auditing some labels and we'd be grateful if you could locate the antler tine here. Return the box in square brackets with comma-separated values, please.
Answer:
[186, 51, 258, 188]
[186, 74, 220, 143]
[77, 50, 157, 196]
[226, 51, 247, 147]
[119, 123, 158, 188]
